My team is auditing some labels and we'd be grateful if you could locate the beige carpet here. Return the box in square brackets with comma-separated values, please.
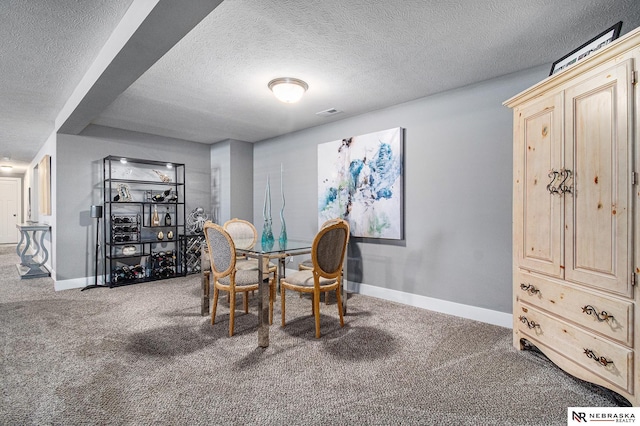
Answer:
[0, 244, 627, 425]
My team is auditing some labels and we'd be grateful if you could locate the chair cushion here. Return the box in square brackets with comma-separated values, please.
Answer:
[219, 269, 261, 287]
[235, 258, 276, 271]
[299, 258, 313, 268]
[283, 270, 337, 287]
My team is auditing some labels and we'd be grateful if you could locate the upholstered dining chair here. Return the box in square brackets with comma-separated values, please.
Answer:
[223, 218, 277, 282]
[203, 221, 275, 336]
[297, 218, 344, 270]
[298, 218, 346, 304]
[280, 219, 349, 338]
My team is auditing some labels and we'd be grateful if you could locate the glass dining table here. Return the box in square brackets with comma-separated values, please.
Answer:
[201, 238, 348, 348]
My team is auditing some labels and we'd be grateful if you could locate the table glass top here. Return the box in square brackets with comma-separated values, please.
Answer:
[236, 239, 313, 255]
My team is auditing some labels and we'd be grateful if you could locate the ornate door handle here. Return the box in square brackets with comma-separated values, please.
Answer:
[559, 168, 573, 195]
[547, 168, 572, 196]
[547, 169, 561, 195]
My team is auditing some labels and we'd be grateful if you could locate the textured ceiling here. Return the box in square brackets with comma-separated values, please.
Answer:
[3, 0, 640, 172]
[0, 0, 134, 170]
[92, 0, 640, 144]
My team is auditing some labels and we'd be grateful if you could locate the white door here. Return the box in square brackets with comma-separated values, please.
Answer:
[0, 178, 21, 244]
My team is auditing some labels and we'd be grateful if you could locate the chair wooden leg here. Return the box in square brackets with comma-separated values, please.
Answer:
[335, 287, 344, 327]
[313, 289, 321, 338]
[229, 291, 236, 336]
[211, 287, 219, 325]
[280, 284, 286, 327]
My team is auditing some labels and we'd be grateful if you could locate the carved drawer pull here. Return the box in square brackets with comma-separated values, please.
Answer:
[518, 316, 540, 329]
[581, 305, 614, 322]
[520, 283, 540, 295]
[583, 348, 614, 366]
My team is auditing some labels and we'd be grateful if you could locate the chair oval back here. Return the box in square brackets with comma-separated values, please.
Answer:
[223, 218, 257, 251]
[312, 219, 349, 277]
[203, 222, 235, 278]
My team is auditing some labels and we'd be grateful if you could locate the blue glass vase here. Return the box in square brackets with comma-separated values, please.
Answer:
[262, 219, 274, 249]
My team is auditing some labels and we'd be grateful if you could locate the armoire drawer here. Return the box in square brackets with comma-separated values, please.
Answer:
[516, 303, 633, 393]
[516, 271, 633, 346]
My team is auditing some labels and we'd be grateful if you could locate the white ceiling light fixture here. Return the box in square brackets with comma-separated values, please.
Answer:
[268, 77, 309, 103]
[1, 165, 13, 172]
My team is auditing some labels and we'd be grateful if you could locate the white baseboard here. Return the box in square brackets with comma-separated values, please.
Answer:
[346, 281, 513, 329]
[56, 270, 513, 328]
[55, 275, 105, 291]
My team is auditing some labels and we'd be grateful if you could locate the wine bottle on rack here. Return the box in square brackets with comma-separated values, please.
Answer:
[152, 205, 160, 227]
[164, 208, 171, 226]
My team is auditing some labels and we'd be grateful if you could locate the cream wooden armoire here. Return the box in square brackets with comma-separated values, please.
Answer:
[505, 27, 640, 406]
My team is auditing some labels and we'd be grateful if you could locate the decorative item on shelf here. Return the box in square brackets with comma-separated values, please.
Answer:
[186, 207, 208, 233]
[261, 175, 274, 248]
[279, 164, 287, 247]
[153, 169, 172, 182]
[165, 191, 178, 202]
[122, 245, 137, 256]
[151, 189, 171, 202]
[157, 231, 164, 240]
[164, 208, 171, 226]
[152, 205, 160, 226]
[167, 231, 174, 240]
[114, 183, 132, 202]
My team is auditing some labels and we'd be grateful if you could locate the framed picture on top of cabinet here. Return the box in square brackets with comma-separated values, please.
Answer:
[549, 21, 622, 75]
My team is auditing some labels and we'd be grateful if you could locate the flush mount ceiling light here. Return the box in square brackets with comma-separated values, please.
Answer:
[1, 165, 12, 172]
[268, 77, 308, 103]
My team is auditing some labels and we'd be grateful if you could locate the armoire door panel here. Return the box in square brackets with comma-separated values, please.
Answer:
[564, 60, 632, 297]
[514, 94, 563, 277]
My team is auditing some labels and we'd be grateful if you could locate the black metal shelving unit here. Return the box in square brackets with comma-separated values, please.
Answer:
[103, 155, 186, 286]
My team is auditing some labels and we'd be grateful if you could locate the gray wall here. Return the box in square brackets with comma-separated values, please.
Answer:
[253, 65, 549, 314]
[210, 139, 253, 224]
[56, 125, 211, 281]
[229, 140, 253, 221]
[210, 140, 230, 223]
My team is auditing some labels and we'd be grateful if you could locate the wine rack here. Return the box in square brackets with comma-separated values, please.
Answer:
[103, 155, 186, 287]
[185, 234, 205, 274]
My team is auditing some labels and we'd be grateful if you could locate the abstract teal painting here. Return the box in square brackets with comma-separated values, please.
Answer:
[318, 127, 403, 239]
